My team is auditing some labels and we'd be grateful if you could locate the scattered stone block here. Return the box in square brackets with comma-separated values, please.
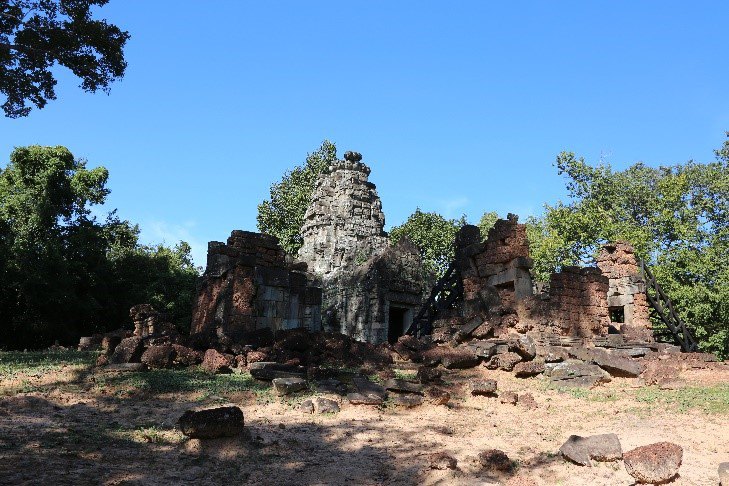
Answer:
[485, 352, 522, 371]
[424, 386, 450, 405]
[500, 391, 518, 405]
[513, 360, 545, 377]
[272, 377, 307, 396]
[545, 360, 611, 388]
[178, 406, 244, 439]
[510, 334, 537, 360]
[384, 379, 423, 395]
[623, 442, 683, 484]
[352, 375, 387, 401]
[469, 379, 498, 396]
[416, 366, 442, 384]
[428, 452, 457, 470]
[172, 344, 202, 366]
[315, 378, 346, 395]
[391, 394, 423, 408]
[141, 344, 175, 369]
[347, 393, 383, 405]
[478, 449, 514, 472]
[248, 361, 305, 380]
[201, 349, 234, 374]
[559, 434, 622, 466]
[109, 337, 144, 364]
[311, 396, 340, 414]
[568, 346, 645, 377]
[441, 349, 480, 369]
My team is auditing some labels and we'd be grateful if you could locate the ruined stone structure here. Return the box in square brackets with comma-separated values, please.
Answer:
[449, 217, 649, 341]
[298, 151, 388, 276]
[192, 231, 322, 341]
[597, 241, 652, 341]
[298, 151, 431, 344]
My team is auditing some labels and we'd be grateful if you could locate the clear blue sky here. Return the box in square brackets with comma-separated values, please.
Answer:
[2, 1, 728, 266]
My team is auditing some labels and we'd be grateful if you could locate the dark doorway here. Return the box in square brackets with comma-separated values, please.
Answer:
[388, 306, 407, 344]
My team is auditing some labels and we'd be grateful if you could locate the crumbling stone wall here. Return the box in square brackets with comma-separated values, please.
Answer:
[453, 217, 612, 339]
[129, 304, 176, 338]
[297, 151, 431, 344]
[596, 241, 652, 341]
[545, 267, 610, 337]
[192, 231, 321, 342]
[298, 151, 388, 276]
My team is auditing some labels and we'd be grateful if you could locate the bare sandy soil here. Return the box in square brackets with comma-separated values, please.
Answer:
[1, 355, 728, 486]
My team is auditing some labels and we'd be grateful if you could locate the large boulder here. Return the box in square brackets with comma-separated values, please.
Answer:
[623, 442, 683, 484]
[178, 406, 244, 439]
[201, 349, 234, 373]
[109, 337, 144, 364]
[559, 434, 622, 466]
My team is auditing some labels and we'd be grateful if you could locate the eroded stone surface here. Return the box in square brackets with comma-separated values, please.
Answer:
[559, 434, 622, 466]
[623, 442, 683, 484]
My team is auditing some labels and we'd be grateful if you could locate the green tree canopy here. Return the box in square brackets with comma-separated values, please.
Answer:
[527, 134, 729, 357]
[0, 0, 130, 117]
[389, 208, 467, 277]
[257, 140, 337, 255]
[0, 146, 198, 349]
[477, 211, 499, 239]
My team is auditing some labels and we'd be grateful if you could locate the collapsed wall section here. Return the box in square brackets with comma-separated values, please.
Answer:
[596, 241, 652, 341]
[191, 231, 321, 342]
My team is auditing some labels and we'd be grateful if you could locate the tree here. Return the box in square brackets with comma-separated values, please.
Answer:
[0, 0, 129, 117]
[477, 211, 498, 239]
[257, 140, 337, 255]
[528, 134, 729, 357]
[389, 208, 467, 277]
[0, 145, 199, 349]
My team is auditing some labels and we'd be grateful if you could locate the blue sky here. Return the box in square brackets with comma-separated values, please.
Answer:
[1, 1, 728, 266]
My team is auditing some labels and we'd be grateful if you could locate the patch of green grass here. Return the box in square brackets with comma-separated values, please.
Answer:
[634, 384, 729, 414]
[549, 386, 620, 402]
[393, 369, 417, 380]
[94, 367, 270, 398]
[0, 350, 97, 379]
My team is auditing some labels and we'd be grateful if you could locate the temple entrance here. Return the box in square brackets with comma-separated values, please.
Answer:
[609, 306, 625, 324]
[388, 306, 408, 344]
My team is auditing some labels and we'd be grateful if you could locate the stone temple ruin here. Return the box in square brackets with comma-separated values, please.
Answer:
[298, 151, 432, 344]
[182, 149, 692, 352]
[424, 217, 656, 345]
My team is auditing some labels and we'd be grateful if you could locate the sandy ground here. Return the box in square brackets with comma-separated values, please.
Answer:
[1, 360, 728, 485]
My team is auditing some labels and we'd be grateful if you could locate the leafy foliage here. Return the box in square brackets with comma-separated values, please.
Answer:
[256, 140, 337, 255]
[0, 146, 199, 349]
[528, 134, 729, 358]
[0, 0, 129, 117]
[477, 211, 498, 240]
[389, 208, 467, 276]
